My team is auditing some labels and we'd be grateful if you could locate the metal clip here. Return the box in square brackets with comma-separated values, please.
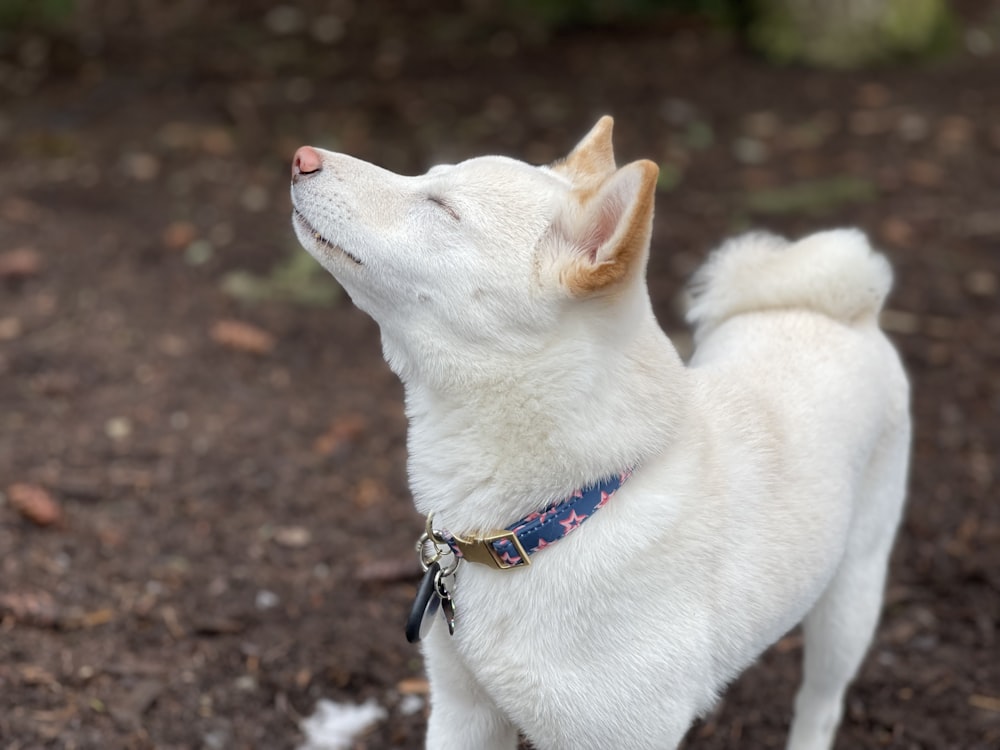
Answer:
[417, 513, 460, 576]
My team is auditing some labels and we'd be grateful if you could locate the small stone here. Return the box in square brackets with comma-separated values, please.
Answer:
[965, 28, 995, 57]
[202, 728, 231, 750]
[105, 416, 132, 440]
[184, 239, 214, 266]
[273, 526, 312, 548]
[399, 694, 424, 716]
[123, 152, 160, 181]
[897, 113, 929, 142]
[964, 270, 997, 298]
[255, 590, 280, 611]
[732, 137, 768, 165]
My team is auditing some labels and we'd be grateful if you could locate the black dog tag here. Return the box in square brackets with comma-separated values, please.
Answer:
[405, 561, 442, 644]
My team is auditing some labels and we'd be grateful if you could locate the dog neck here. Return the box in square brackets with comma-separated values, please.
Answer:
[398, 303, 691, 534]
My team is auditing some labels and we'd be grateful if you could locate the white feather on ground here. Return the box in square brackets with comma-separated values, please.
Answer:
[297, 698, 387, 750]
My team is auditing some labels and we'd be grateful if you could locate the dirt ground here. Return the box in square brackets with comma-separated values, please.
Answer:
[1, 2, 998, 748]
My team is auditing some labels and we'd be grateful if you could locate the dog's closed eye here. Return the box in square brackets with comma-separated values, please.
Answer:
[427, 195, 460, 221]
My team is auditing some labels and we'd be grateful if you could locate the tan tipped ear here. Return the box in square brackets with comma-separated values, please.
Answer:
[551, 116, 617, 184]
[558, 159, 660, 296]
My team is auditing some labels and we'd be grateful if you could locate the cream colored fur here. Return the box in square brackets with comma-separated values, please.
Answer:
[290, 117, 911, 750]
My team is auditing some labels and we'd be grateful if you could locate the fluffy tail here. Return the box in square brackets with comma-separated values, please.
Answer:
[685, 229, 893, 341]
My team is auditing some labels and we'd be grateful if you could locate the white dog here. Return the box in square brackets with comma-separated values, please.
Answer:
[290, 117, 910, 750]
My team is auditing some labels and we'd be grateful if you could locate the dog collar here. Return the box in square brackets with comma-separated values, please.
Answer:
[436, 469, 633, 570]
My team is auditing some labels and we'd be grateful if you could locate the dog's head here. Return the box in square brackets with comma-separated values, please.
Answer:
[290, 117, 659, 386]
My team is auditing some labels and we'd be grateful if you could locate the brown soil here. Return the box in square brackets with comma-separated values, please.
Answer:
[1, 2, 998, 748]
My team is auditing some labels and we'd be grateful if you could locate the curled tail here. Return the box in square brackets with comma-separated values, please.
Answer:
[685, 229, 893, 341]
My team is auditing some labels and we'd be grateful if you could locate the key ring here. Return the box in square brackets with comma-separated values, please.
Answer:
[416, 513, 460, 576]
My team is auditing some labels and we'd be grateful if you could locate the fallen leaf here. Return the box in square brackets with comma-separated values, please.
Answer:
[880, 217, 915, 248]
[396, 677, 430, 695]
[80, 608, 115, 628]
[353, 477, 386, 508]
[0, 589, 59, 626]
[313, 413, 367, 456]
[209, 319, 275, 355]
[17, 664, 60, 687]
[7, 483, 63, 526]
[970, 694, 1000, 713]
[0, 248, 42, 280]
[162, 221, 198, 250]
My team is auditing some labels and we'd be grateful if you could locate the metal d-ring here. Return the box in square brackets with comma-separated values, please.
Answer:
[417, 513, 460, 576]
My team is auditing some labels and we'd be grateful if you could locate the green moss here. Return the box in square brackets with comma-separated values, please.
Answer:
[221, 250, 341, 307]
[750, 0, 955, 69]
[0, 0, 74, 29]
[744, 176, 877, 216]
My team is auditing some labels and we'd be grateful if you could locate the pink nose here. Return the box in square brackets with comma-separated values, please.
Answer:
[292, 146, 322, 179]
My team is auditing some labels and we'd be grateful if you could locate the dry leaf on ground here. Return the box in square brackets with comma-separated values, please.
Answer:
[209, 319, 276, 355]
[313, 413, 368, 456]
[0, 590, 59, 627]
[0, 248, 42, 280]
[7, 483, 63, 526]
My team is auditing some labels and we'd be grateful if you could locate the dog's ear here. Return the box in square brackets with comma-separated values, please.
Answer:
[556, 159, 660, 296]
[551, 116, 616, 184]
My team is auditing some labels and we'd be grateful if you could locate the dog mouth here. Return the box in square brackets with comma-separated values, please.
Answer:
[293, 210, 363, 266]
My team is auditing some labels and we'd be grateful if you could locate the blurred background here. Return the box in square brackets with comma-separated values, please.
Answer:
[0, 1, 998, 748]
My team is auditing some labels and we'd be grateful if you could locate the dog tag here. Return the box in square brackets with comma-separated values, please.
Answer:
[435, 572, 456, 636]
[406, 561, 442, 643]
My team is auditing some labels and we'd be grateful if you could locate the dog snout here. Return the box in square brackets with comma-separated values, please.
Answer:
[292, 146, 323, 181]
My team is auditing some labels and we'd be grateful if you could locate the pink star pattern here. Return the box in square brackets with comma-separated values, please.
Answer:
[559, 509, 588, 532]
[439, 469, 633, 569]
[498, 549, 522, 566]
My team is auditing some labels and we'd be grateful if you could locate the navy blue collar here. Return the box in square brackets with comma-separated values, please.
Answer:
[437, 469, 633, 570]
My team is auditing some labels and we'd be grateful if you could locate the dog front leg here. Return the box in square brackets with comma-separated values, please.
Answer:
[422, 632, 518, 750]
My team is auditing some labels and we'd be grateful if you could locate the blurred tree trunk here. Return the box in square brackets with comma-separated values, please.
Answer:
[749, 0, 954, 68]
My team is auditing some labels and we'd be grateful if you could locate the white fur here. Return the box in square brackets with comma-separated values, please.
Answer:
[290, 121, 910, 750]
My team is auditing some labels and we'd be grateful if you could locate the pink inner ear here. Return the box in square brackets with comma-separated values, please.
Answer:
[579, 192, 625, 263]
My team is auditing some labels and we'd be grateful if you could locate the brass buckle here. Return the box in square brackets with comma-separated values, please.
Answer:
[450, 530, 531, 570]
